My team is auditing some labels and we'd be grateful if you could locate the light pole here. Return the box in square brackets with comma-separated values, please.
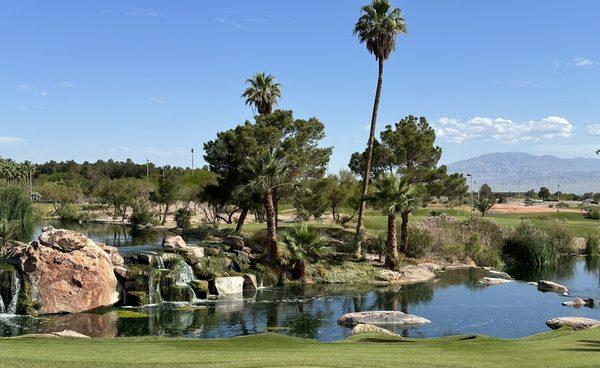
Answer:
[191, 148, 195, 170]
[146, 159, 150, 181]
[467, 174, 473, 212]
[557, 184, 561, 212]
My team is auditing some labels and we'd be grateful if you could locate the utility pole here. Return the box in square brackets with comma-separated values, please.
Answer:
[191, 148, 195, 170]
[146, 159, 149, 181]
[557, 184, 561, 212]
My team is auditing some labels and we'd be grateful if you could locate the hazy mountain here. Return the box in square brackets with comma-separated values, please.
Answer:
[447, 152, 600, 194]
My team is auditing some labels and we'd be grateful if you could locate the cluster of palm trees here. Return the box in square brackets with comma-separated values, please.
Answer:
[0, 157, 35, 188]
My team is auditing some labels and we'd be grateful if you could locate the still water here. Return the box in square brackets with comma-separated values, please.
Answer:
[0, 222, 598, 341]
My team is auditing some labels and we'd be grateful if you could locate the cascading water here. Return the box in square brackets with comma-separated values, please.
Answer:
[174, 262, 195, 287]
[156, 255, 166, 270]
[7, 272, 20, 314]
[0, 265, 20, 315]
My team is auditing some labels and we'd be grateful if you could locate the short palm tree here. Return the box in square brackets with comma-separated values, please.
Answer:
[474, 197, 495, 217]
[236, 150, 296, 262]
[282, 224, 331, 280]
[369, 174, 417, 268]
[241, 72, 282, 115]
[353, 0, 407, 251]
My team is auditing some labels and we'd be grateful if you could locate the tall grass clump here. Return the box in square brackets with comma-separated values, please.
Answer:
[504, 221, 556, 268]
[0, 186, 33, 241]
[545, 223, 574, 254]
[585, 232, 600, 255]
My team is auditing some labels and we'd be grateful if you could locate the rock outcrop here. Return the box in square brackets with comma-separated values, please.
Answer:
[537, 280, 569, 294]
[1, 227, 119, 315]
[545, 317, 600, 330]
[350, 323, 398, 336]
[338, 311, 431, 326]
[211, 276, 244, 296]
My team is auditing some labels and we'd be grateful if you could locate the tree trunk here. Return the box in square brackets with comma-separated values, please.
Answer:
[400, 210, 410, 255]
[162, 203, 170, 225]
[235, 207, 249, 234]
[273, 188, 280, 229]
[384, 213, 398, 269]
[264, 189, 278, 262]
[355, 58, 385, 252]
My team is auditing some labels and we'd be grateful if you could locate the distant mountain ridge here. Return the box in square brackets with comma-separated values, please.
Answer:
[447, 152, 600, 194]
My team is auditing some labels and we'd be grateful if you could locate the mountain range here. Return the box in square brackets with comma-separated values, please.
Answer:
[446, 152, 600, 194]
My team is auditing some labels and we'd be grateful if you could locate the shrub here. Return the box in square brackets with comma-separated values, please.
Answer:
[504, 221, 556, 268]
[0, 186, 33, 240]
[585, 232, 600, 255]
[363, 235, 386, 260]
[129, 200, 155, 226]
[556, 201, 570, 209]
[546, 223, 574, 254]
[429, 210, 445, 217]
[174, 208, 193, 230]
[405, 225, 433, 259]
[584, 206, 600, 220]
[55, 204, 88, 223]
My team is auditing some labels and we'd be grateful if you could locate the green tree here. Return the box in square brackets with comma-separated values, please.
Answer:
[37, 182, 83, 213]
[353, 0, 407, 248]
[474, 197, 494, 217]
[242, 72, 282, 115]
[526, 189, 537, 199]
[368, 174, 418, 268]
[294, 177, 330, 221]
[538, 186, 551, 201]
[150, 171, 179, 225]
[479, 183, 493, 200]
[326, 171, 360, 223]
[94, 178, 153, 220]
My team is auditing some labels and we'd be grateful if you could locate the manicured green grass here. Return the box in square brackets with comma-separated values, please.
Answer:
[1, 329, 598, 367]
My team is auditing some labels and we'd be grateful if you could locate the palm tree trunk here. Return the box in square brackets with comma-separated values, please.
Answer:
[400, 210, 410, 254]
[235, 207, 249, 234]
[355, 58, 385, 252]
[384, 213, 398, 269]
[162, 203, 169, 225]
[264, 189, 278, 261]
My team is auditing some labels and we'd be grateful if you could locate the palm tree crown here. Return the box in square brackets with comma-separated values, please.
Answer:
[370, 174, 418, 215]
[353, 0, 407, 61]
[241, 72, 282, 115]
[238, 150, 292, 195]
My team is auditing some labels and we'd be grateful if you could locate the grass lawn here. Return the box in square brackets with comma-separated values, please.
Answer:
[0, 329, 598, 368]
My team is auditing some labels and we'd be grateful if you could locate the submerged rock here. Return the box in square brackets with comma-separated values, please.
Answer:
[562, 297, 596, 308]
[1, 228, 119, 315]
[545, 317, 600, 330]
[479, 277, 514, 285]
[338, 311, 431, 326]
[537, 280, 569, 294]
[350, 323, 398, 336]
[486, 270, 513, 280]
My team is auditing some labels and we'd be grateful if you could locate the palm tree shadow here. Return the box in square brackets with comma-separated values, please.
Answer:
[564, 339, 600, 352]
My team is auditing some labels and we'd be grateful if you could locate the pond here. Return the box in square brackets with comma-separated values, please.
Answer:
[0, 222, 598, 341]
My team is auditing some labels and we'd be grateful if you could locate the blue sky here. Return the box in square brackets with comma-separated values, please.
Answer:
[1, 0, 599, 170]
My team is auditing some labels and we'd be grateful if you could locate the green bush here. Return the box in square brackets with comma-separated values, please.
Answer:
[464, 233, 503, 269]
[174, 208, 193, 230]
[129, 200, 155, 226]
[55, 205, 88, 223]
[556, 201, 570, 209]
[504, 221, 556, 268]
[546, 223, 574, 254]
[405, 226, 433, 259]
[585, 232, 600, 255]
[584, 206, 600, 220]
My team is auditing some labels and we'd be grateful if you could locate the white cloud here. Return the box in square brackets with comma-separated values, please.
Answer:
[60, 80, 76, 88]
[0, 136, 24, 145]
[17, 83, 48, 96]
[126, 7, 163, 17]
[149, 96, 165, 104]
[433, 116, 573, 144]
[568, 57, 596, 68]
[586, 124, 600, 136]
[218, 18, 247, 29]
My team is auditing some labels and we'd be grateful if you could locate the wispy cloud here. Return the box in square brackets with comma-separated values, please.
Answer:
[218, 18, 247, 30]
[512, 79, 552, 87]
[149, 96, 166, 104]
[0, 136, 24, 145]
[433, 116, 573, 144]
[554, 57, 597, 68]
[60, 80, 76, 88]
[17, 83, 48, 96]
[586, 124, 600, 136]
[126, 7, 163, 17]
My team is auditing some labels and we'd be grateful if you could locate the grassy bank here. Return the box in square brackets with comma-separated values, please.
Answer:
[0, 328, 598, 368]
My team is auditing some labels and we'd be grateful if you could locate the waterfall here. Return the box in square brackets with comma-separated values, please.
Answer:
[0, 266, 20, 315]
[174, 262, 195, 287]
[7, 272, 20, 314]
[0, 292, 5, 314]
[156, 255, 166, 270]
[148, 274, 154, 305]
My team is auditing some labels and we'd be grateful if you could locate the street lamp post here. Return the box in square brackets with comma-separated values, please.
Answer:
[191, 148, 195, 170]
[467, 174, 473, 212]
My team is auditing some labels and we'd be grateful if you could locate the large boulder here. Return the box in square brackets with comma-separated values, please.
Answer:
[338, 311, 431, 326]
[350, 323, 398, 337]
[546, 317, 600, 330]
[537, 280, 569, 294]
[224, 236, 245, 250]
[162, 235, 187, 250]
[2, 228, 119, 315]
[211, 276, 244, 296]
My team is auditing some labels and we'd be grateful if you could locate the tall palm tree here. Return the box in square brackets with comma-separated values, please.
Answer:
[369, 174, 417, 269]
[353, 0, 407, 251]
[241, 72, 282, 115]
[237, 150, 296, 262]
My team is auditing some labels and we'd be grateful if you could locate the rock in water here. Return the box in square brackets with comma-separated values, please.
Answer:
[162, 235, 187, 250]
[377, 266, 435, 285]
[479, 277, 515, 285]
[211, 276, 244, 296]
[562, 297, 596, 308]
[2, 228, 119, 315]
[338, 311, 431, 326]
[350, 324, 398, 336]
[545, 317, 600, 330]
[537, 280, 569, 294]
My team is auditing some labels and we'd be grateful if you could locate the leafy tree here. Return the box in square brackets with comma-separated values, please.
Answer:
[294, 178, 330, 221]
[242, 72, 282, 115]
[37, 182, 83, 212]
[474, 197, 494, 217]
[150, 171, 179, 225]
[368, 174, 418, 268]
[479, 183, 493, 200]
[93, 178, 153, 220]
[325, 171, 360, 223]
[538, 186, 551, 201]
[174, 208, 193, 230]
[525, 189, 536, 199]
[353, 0, 407, 247]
